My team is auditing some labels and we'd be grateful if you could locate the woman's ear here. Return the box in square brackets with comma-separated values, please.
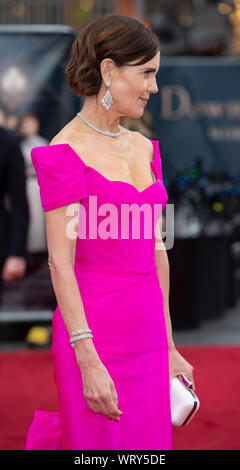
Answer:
[100, 58, 113, 84]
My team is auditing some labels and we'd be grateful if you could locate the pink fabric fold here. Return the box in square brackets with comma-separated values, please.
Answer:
[25, 411, 62, 450]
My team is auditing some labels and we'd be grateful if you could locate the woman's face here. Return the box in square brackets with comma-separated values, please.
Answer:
[107, 51, 160, 118]
[19, 116, 39, 138]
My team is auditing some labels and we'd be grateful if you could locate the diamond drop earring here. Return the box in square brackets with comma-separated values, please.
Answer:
[101, 81, 113, 110]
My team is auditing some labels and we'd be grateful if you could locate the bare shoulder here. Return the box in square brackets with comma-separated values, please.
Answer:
[49, 117, 79, 146]
[133, 130, 153, 147]
[130, 131, 154, 162]
[49, 129, 73, 147]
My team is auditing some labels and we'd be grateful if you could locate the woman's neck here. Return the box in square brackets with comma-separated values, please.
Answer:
[80, 95, 121, 134]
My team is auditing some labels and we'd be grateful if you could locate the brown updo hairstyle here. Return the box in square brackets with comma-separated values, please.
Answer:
[65, 13, 160, 97]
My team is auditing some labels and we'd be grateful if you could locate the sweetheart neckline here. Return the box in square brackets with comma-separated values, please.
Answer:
[57, 142, 159, 195]
[86, 165, 160, 194]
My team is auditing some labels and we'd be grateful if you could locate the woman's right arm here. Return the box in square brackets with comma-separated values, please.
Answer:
[45, 205, 123, 422]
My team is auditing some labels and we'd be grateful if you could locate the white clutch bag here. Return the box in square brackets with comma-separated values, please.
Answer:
[170, 373, 200, 427]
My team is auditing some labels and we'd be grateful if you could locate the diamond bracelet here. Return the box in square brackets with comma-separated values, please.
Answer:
[71, 328, 92, 336]
[70, 333, 94, 347]
[70, 328, 93, 348]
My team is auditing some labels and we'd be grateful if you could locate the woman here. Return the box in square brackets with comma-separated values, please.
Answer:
[25, 13, 194, 451]
[18, 113, 48, 254]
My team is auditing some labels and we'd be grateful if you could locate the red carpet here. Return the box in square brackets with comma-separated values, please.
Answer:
[0, 345, 240, 450]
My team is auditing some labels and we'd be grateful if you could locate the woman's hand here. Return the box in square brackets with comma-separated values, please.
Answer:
[169, 348, 195, 391]
[78, 356, 123, 423]
[1, 256, 27, 281]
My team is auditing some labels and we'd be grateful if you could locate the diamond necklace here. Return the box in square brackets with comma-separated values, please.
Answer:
[77, 112, 123, 138]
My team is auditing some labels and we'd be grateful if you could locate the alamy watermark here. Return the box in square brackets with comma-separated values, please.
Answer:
[65, 196, 174, 250]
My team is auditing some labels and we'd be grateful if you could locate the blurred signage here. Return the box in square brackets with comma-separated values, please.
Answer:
[0, 25, 79, 140]
[148, 57, 240, 179]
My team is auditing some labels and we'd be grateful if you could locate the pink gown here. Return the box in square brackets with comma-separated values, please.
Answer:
[25, 140, 172, 450]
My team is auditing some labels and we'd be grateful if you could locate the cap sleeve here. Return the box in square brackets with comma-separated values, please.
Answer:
[151, 140, 163, 182]
[31, 144, 88, 212]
